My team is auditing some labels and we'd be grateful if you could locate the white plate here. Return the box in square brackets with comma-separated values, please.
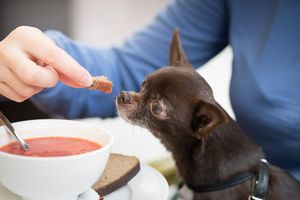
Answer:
[0, 164, 169, 200]
[105, 163, 169, 200]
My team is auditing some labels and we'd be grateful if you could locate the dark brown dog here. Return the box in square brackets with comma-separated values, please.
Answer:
[116, 31, 300, 200]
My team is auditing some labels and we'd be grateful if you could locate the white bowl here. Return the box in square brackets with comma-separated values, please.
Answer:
[0, 119, 113, 200]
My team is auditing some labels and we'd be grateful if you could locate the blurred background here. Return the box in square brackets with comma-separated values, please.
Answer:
[0, 0, 233, 198]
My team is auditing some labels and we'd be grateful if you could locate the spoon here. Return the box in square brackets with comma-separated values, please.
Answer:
[0, 111, 30, 150]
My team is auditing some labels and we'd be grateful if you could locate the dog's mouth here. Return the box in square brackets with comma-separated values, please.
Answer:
[116, 100, 134, 123]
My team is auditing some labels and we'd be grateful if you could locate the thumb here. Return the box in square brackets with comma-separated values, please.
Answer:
[57, 71, 87, 88]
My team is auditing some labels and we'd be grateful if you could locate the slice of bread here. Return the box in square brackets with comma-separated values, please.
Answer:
[93, 153, 140, 197]
[88, 76, 113, 93]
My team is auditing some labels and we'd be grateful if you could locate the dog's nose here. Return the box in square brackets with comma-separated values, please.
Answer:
[119, 91, 132, 104]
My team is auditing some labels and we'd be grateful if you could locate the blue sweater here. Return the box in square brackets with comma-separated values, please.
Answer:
[32, 0, 300, 180]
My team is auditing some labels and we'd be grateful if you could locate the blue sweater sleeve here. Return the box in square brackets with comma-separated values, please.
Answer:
[31, 0, 228, 118]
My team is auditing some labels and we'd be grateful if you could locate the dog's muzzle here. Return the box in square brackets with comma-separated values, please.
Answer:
[117, 91, 132, 104]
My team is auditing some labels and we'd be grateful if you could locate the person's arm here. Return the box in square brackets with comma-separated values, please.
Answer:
[31, 0, 229, 118]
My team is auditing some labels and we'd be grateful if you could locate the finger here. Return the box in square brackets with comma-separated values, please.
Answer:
[57, 71, 84, 88]
[0, 82, 26, 102]
[16, 28, 93, 87]
[0, 66, 43, 98]
[6, 50, 59, 88]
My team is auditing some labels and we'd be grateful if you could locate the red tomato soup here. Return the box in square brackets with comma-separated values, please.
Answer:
[0, 137, 102, 157]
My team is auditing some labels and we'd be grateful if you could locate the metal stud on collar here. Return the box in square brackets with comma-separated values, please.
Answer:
[248, 195, 264, 200]
[248, 159, 269, 200]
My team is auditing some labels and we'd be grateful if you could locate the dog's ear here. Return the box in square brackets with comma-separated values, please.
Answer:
[192, 100, 228, 139]
[169, 30, 192, 68]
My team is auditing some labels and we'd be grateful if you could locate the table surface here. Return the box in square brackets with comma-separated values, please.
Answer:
[79, 117, 177, 186]
[78, 117, 171, 164]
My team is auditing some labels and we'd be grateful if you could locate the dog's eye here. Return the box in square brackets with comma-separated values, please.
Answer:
[151, 101, 162, 115]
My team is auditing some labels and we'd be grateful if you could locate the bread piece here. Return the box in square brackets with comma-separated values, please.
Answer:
[88, 76, 113, 93]
[93, 153, 140, 197]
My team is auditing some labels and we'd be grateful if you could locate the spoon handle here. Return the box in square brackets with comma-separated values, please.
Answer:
[0, 111, 30, 150]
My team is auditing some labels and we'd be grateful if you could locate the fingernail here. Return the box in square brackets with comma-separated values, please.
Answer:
[80, 75, 93, 87]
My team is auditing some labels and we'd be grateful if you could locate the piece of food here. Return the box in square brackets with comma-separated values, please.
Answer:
[88, 76, 113, 93]
[93, 153, 140, 197]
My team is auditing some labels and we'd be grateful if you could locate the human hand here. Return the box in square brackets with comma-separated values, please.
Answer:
[0, 26, 93, 102]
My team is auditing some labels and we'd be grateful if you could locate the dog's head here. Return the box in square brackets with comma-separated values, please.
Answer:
[116, 31, 228, 141]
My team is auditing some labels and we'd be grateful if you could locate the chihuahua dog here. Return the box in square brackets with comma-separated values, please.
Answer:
[116, 31, 300, 200]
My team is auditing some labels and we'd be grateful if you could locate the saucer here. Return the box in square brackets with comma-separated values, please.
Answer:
[105, 163, 169, 200]
[0, 163, 169, 200]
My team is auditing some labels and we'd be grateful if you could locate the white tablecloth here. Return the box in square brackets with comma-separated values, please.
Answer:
[78, 117, 170, 163]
